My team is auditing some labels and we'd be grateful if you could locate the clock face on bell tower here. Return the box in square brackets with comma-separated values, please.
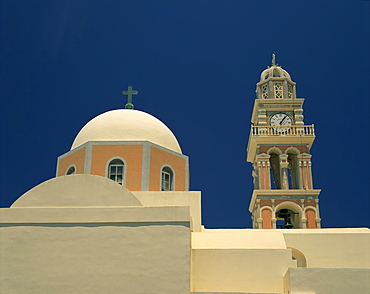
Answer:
[269, 112, 293, 132]
[246, 55, 321, 230]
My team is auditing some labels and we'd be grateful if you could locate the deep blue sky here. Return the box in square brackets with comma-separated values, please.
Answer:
[1, 1, 369, 228]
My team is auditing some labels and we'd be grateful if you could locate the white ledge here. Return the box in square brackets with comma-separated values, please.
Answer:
[0, 206, 190, 224]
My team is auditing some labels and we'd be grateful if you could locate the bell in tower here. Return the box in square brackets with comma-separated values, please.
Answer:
[247, 55, 321, 230]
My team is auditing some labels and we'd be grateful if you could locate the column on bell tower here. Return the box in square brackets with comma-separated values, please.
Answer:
[298, 153, 313, 190]
[255, 153, 271, 190]
[257, 108, 268, 135]
[279, 153, 289, 190]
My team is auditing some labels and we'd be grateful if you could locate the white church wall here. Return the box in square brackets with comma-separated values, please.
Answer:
[132, 191, 202, 231]
[283, 267, 370, 294]
[282, 228, 370, 268]
[194, 229, 288, 249]
[191, 248, 294, 293]
[191, 230, 296, 293]
[0, 206, 191, 294]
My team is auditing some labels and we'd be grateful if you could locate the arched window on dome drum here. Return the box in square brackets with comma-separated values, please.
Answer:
[108, 159, 124, 185]
[161, 166, 174, 191]
[66, 166, 76, 175]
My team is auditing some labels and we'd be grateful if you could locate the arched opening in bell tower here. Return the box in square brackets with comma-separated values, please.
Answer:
[269, 152, 281, 189]
[287, 153, 299, 189]
[286, 148, 301, 189]
[275, 202, 303, 229]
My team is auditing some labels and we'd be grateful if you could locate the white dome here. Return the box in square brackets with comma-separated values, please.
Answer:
[71, 109, 182, 153]
[11, 174, 143, 207]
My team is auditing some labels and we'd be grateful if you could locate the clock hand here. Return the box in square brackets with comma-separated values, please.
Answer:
[280, 116, 287, 125]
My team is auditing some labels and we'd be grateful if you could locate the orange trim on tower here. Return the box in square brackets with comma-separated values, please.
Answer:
[262, 209, 273, 229]
[306, 209, 317, 229]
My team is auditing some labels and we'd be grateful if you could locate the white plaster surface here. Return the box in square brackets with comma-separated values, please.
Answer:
[71, 109, 182, 153]
[191, 248, 294, 293]
[284, 267, 370, 294]
[0, 206, 191, 224]
[191, 228, 370, 293]
[2, 175, 370, 294]
[282, 228, 370, 268]
[0, 205, 191, 294]
[191, 229, 295, 293]
[132, 191, 201, 231]
[193, 229, 287, 249]
[11, 174, 142, 208]
[0, 223, 190, 294]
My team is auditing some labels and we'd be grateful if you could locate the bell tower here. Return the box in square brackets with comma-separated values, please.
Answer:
[247, 55, 321, 229]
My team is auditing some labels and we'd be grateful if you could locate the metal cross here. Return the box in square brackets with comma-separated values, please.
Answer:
[122, 85, 138, 109]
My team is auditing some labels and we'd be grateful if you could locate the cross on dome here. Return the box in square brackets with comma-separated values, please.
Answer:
[122, 85, 138, 109]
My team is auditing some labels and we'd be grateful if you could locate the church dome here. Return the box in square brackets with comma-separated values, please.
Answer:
[11, 174, 143, 207]
[71, 109, 182, 153]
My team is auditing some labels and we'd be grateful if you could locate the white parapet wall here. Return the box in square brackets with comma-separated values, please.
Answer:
[0, 175, 193, 294]
[191, 228, 370, 293]
[132, 191, 202, 232]
[191, 229, 296, 293]
[284, 267, 370, 294]
[281, 228, 370, 268]
[0, 206, 191, 294]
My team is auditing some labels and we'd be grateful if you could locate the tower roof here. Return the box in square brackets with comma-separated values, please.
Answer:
[259, 65, 292, 82]
[258, 54, 293, 82]
[255, 55, 296, 100]
[71, 109, 182, 153]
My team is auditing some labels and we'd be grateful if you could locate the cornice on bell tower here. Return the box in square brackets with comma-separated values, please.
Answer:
[247, 55, 321, 230]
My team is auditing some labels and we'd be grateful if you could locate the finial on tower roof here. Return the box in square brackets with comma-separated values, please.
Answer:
[122, 85, 138, 109]
[272, 52, 276, 66]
